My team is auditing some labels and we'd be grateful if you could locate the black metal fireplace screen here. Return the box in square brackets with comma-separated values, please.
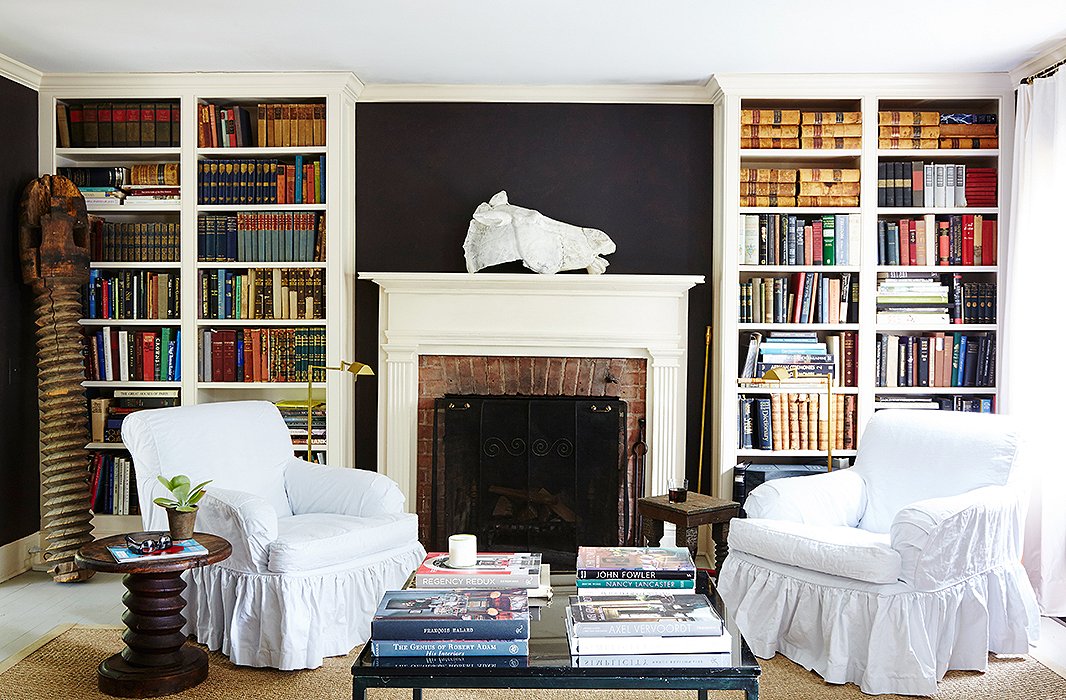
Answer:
[431, 395, 629, 570]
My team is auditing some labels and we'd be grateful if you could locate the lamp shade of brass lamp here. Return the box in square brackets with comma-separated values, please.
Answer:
[305, 360, 374, 461]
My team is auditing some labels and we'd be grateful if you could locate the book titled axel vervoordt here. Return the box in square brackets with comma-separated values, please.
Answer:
[414, 552, 542, 589]
[576, 547, 696, 581]
[371, 589, 530, 641]
[370, 639, 529, 657]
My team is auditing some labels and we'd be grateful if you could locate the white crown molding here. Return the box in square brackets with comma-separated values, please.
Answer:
[38, 71, 363, 98]
[0, 51, 42, 91]
[358, 83, 713, 104]
[710, 72, 1012, 98]
[1009, 38, 1066, 85]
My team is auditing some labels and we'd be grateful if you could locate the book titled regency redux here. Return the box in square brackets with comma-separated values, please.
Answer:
[371, 589, 530, 641]
[414, 552, 542, 589]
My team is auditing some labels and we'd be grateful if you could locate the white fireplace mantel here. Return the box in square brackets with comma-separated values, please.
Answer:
[360, 272, 704, 511]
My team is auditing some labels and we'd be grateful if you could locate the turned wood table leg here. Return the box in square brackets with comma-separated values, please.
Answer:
[97, 570, 207, 698]
[674, 526, 700, 563]
[712, 520, 731, 573]
[642, 518, 664, 548]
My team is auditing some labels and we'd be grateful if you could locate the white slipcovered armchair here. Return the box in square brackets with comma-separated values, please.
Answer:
[123, 400, 426, 670]
[718, 409, 1040, 696]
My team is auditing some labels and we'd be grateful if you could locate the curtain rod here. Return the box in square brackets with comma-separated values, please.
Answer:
[1022, 56, 1066, 85]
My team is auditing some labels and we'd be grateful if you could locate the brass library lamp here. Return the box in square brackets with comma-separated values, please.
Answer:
[305, 360, 374, 461]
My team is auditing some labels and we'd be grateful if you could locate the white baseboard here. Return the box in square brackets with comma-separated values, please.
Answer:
[0, 532, 39, 583]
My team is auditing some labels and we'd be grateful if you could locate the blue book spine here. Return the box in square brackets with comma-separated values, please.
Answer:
[319, 155, 326, 202]
[294, 155, 304, 204]
[370, 639, 528, 657]
[371, 618, 529, 641]
[956, 335, 968, 387]
[175, 330, 181, 381]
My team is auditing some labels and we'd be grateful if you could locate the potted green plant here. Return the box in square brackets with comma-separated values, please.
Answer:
[154, 475, 212, 540]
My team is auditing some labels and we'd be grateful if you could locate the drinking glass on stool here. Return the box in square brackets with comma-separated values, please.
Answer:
[669, 478, 689, 503]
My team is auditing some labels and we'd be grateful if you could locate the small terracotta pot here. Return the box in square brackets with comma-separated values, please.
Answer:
[166, 508, 197, 541]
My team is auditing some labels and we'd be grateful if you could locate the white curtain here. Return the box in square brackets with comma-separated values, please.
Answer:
[1005, 68, 1066, 616]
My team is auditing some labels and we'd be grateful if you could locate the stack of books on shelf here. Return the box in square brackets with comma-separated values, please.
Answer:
[740, 109, 800, 149]
[57, 101, 180, 149]
[85, 269, 180, 320]
[965, 167, 997, 207]
[197, 102, 326, 148]
[739, 272, 857, 325]
[199, 327, 325, 383]
[198, 268, 324, 320]
[198, 212, 324, 262]
[739, 167, 797, 207]
[876, 331, 996, 388]
[876, 273, 949, 323]
[88, 217, 180, 262]
[738, 391, 855, 451]
[86, 328, 181, 382]
[874, 395, 994, 413]
[575, 546, 696, 597]
[197, 156, 325, 205]
[91, 389, 180, 443]
[877, 215, 997, 266]
[800, 111, 862, 150]
[59, 164, 180, 207]
[739, 213, 861, 266]
[413, 552, 548, 597]
[796, 168, 860, 207]
[879, 111, 998, 150]
[275, 399, 325, 448]
[739, 331, 857, 387]
[370, 589, 530, 659]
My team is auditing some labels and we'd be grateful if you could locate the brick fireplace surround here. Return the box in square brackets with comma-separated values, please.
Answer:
[416, 354, 648, 544]
[360, 272, 704, 544]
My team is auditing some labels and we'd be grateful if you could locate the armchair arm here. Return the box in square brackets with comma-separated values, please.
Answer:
[195, 486, 279, 573]
[284, 458, 407, 517]
[890, 484, 1024, 590]
[745, 468, 867, 527]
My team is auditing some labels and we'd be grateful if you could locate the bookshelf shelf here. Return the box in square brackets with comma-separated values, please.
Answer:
[195, 319, 325, 326]
[712, 76, 1011, 500]
[196, 204, 327, 212]
[197, 261, 326, 269]
[43, 74, 359, 529]
[86, 442, 127, 450]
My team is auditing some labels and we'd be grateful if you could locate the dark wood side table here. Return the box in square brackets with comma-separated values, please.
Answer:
[638, 492, 741, 573]
[75, 532, 231, 698]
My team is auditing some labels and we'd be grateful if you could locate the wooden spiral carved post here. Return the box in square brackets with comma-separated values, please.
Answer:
[18, 175, 94, 583]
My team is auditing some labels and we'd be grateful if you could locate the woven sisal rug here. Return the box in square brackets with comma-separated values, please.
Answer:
[1, 625, 1064, 699]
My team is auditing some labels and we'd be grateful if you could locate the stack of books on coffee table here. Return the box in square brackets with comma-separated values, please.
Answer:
[413, 552, 549, 598]
[575, 546, 696, 595]
[369, 589, 531, 658]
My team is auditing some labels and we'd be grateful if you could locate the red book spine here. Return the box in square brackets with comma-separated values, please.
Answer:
[140, 333, 153, 381]
[908, 220, 918, 266]
[986, 220, 997, 265]
[938, 222, 950, 265]
[210, 332, 223, 382]
[961, 215, 975, 266]
[222, 330, 236, 382]
[812, 221, 823, 265]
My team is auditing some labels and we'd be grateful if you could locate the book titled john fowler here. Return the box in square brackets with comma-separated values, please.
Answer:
[576, 547, 696, 581]
[371, 589, 530, 641]
[568, 593, 723, 637]
[414, 552, 541, 589]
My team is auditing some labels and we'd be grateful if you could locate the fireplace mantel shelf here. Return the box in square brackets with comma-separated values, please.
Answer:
[362, 271, 704, 513]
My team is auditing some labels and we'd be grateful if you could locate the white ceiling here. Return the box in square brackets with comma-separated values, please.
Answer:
[1, 1, 1065, 84]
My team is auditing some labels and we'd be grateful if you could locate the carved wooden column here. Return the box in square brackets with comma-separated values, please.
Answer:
[18, 175, 94, 583]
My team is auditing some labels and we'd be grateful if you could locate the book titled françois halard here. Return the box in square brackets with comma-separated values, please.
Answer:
[371, 589, 530, 641]
[414, 552, 542, 589]
[576, 547, 696, 581]
[107, 538, 207, 563]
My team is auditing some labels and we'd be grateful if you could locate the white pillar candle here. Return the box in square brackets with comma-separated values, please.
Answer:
[448, 534, 477, 568]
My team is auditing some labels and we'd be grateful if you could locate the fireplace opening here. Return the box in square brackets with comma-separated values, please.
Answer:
[431, 395, 631, 570]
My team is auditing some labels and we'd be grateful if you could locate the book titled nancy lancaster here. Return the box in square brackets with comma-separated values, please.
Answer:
[371, 589, 530, 641]
[414, 552, 542, 589]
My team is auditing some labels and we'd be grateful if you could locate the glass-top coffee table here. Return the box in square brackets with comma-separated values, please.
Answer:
[351, 574, 760, 700]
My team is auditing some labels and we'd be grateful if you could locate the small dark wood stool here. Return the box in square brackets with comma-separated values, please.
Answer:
[75, 532, 231, 698]
[638, 492, 741, 575]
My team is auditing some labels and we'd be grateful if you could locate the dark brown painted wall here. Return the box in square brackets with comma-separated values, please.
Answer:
[355, 103, 714, 490]
[0, 76, 40, 547]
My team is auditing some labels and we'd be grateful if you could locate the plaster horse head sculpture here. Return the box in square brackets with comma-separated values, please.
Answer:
[463, 191, 616, 274]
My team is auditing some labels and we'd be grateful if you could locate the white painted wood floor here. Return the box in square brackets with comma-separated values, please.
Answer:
[1, 569, 1065, 680]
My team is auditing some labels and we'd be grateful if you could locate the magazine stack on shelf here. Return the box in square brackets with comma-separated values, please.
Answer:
[369, 589, 530, 658]
[575, 546, 697, 596]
